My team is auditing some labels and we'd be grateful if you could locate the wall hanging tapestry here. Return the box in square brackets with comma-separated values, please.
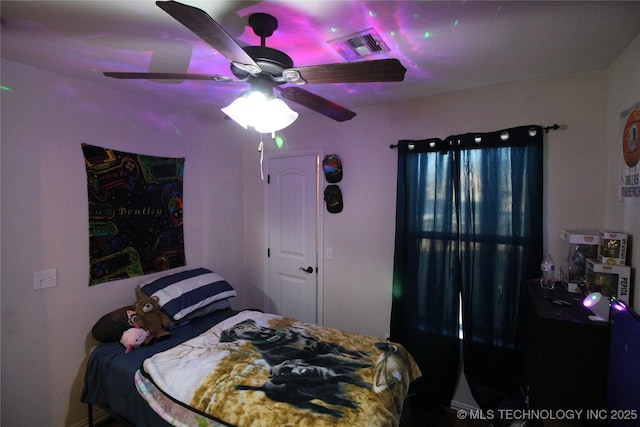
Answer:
[82, 143, 186, 286]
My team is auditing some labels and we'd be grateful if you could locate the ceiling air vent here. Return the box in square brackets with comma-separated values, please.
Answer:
[328, 28, 390, 61]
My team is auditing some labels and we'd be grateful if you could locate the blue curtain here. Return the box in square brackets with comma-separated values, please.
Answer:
[391, 126, 543, 414]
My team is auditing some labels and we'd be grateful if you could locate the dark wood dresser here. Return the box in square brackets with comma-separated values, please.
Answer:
[526, 281, 609, 425]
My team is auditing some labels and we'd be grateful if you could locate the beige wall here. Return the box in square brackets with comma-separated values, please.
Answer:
[245, 69, 611, 337]
[0, 60, 247, 425]
[606, 34, 640, 307]
[1, 34, 638, 425]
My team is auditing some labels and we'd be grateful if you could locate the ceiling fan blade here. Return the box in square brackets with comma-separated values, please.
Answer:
[155, 1, 261, 74]
[103, 72, 235, 81]
[283, 58, 406, 85]
[278, 87, 356, 122]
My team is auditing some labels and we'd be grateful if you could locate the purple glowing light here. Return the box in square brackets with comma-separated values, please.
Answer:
[583, 293, 600, 308]
[612, 300, 628, 312]
[583, 292, 611, 322]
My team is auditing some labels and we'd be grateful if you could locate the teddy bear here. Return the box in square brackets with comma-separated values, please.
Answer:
[133, 295, 172, 344]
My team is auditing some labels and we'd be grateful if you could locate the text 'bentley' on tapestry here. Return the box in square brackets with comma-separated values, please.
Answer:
[82, 143, 186, 286]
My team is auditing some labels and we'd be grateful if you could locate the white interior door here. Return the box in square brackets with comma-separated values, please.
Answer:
[266, 153, 321, 324]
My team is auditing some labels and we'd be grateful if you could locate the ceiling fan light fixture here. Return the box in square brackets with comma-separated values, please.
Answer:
[221, 94, 251, 129]
[258, 97, 299, 133]
[222, 90, 298, 133]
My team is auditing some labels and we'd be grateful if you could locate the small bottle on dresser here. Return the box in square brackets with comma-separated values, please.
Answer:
[540, 253, 555, 289]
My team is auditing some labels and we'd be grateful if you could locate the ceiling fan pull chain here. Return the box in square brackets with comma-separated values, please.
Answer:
[258, 137, 264, 181]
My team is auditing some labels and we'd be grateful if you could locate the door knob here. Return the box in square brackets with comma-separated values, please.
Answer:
[299, 266, 314, 273]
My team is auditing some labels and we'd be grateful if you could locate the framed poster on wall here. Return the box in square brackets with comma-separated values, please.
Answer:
[620, 105, 640, 204]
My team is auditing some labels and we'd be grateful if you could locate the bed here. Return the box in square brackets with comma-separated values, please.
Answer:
[81, 268, 422, 427]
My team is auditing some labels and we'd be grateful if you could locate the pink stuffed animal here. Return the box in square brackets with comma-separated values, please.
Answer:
[120, 325, 149, 354]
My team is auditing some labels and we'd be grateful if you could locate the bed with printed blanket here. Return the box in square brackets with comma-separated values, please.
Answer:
[137, 310, 422, 427]
[82, 268, 421, 427]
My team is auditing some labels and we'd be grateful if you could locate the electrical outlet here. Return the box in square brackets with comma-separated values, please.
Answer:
[34, 269, 57, 290]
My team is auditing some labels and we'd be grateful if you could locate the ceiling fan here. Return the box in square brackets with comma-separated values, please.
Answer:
[103, 0, 407, 125]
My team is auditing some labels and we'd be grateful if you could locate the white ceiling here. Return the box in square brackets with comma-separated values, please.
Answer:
[2, 1, 640, 120]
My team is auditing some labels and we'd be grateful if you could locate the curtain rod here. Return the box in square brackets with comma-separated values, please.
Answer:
[389, 123, 560, 149]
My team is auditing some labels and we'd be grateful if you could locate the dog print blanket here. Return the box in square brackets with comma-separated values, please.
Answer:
[140, 310, 422, 427]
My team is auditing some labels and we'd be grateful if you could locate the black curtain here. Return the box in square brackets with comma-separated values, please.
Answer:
[391, 125, 543, 416]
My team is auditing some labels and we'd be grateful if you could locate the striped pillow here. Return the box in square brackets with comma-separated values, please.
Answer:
[139, 268, 236, 321]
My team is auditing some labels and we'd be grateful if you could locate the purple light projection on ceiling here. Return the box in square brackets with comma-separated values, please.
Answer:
[0, 1, 527, 110]
[0, 1, 513, 107]
[4, 1, 639, 117]
[229, 1, 430, 101]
